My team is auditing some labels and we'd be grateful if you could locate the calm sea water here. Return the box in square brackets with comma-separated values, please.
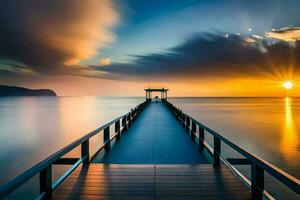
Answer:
[169, 97, 300, 199]
[169, 97, 300, 178]
[0, 97, 143, 184]
[0, 97, 299, 199]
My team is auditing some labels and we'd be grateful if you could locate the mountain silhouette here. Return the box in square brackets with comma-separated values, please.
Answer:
[0, 85, 57, 96]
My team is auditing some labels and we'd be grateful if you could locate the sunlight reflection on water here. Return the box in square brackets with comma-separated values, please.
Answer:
[281, 97, 299, 166]
[170, 97, 300, 178]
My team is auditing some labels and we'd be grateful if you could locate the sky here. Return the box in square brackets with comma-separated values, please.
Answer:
[0, 0, 300, 96]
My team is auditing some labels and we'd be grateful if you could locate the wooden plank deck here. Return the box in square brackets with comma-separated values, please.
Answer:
[52, 164, 251, 199]
[93, 102, 208, 164]
[52, 101, 251, 199]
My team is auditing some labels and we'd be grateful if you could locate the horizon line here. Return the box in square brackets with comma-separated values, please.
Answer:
[50, 95, 300, 98]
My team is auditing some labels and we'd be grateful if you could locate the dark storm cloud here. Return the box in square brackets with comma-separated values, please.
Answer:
[92, 33, 300, 81]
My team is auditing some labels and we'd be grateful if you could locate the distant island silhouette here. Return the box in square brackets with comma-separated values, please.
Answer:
[0, 85, 57, 96]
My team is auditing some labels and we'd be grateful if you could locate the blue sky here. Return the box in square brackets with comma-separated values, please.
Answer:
[85, 0, 300, 64]
[0, 0, 299, 96]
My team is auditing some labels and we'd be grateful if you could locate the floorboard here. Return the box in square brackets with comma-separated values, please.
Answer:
[52, 164, 250, 200]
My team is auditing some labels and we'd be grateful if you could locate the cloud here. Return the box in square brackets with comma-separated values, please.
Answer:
[1, 2, 299, 86]
[0, 0, 118, 75]
[252, 34, 264, 40]
[244, 34, 264, 43]
[92, 33, 300, 81]
[99, 58, 111, 66]
[244, 37, 256, 43]
[266, 27, 300, 41]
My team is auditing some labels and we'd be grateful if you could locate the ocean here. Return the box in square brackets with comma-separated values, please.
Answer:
[0, 97, 299, 199]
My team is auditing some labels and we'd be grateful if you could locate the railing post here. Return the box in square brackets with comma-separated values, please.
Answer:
[181, 114, 185, 127]
[132, 109, 136, 121]
[122, 116, 127, 133]
[135, 108, 138, 119]
[130, 112, 132, 124]
[177, 110, 180, 121]
[115, 120, 120, 140]
[191, 121, 196, 140]
[81, 139, 89, 165]
[213, 136, 221, 166]
[130, 110, 133, 125]
[175, 109, 179, 120]
[185, 117, 189, 133]
[199, 127, 205, 152]
[104, 126, 110, 151]
[251, 163, 264, 200]
[40, 165, 52, 197]
[127, 113, 131, 127]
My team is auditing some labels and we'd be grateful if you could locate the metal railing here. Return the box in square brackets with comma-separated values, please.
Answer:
[164, 100, 300, 200]
[0, 101, 149, 199]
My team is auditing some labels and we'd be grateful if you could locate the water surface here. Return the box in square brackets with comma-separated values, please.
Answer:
[0, 97, 143, 183]
[0, 97, 299, 199]
[169, 97, 299, 177]
[169, 97, 299, 198]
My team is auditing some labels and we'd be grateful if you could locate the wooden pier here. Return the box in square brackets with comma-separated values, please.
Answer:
[0, 89, 299, 200]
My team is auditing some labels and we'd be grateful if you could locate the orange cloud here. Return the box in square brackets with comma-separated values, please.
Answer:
[244, 37, 256, 43]
[99, 58, 111, 66]
[56, 1, 119, 66]
[0, 0, 119, 74]
[266, 27, 300, 42]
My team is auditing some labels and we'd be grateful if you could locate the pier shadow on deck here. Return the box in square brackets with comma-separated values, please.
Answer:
[93, 102, 208, 164]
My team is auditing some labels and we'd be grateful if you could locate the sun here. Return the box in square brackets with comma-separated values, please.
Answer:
[283, 81, 293, 90]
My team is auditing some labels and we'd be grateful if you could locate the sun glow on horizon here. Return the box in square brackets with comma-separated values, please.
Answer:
[283, 81, 293, 90]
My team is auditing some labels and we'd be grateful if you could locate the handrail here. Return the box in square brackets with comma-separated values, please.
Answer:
[163, 100, 300, 199]
[0, 100, 149, 199]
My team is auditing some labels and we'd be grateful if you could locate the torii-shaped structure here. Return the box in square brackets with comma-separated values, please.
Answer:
[144, 88, 169, 100]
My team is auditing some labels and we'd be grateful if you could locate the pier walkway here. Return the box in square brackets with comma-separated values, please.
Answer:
[94, 102, 207, 164]
[52, 102, 250, 199]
